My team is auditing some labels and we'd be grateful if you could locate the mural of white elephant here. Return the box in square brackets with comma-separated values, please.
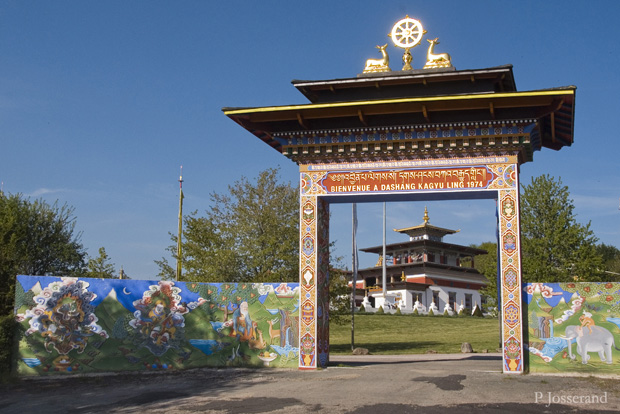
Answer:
[526, 282, 620, 374]
[562, 325, 619, 365]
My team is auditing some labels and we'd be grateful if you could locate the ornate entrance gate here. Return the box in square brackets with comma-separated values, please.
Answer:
[224, 16, 575, 373]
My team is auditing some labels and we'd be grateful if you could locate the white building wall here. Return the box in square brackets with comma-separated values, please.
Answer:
[421, 286, 482, 313]
[371, 289, 413, 310]
[362, 284, 483, 315]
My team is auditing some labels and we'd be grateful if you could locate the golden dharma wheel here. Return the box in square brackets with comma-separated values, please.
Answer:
[390, 16, 424, 49]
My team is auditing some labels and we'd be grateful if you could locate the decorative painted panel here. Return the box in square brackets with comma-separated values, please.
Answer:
[299, 194, 316, 368]
[525, 282, 620, 375]
[498, 182, 524, 373]
[298, 194, 329, 369]
[299, 158, 525, 373]
[275, 121, 535, 146]
[301, 157, 518, 197]
[14, 276, 299, 376]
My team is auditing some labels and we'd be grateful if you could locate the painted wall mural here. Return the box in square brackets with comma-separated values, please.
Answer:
[14, 275, 300, 376]
[525, 282, 620, 374]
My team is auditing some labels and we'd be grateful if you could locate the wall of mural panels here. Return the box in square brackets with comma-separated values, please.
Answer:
[14, 275, 300, 376]
[525, 282, 620, 374]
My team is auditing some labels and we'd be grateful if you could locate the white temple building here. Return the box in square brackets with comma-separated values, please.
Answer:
[353, 208, 488, 314]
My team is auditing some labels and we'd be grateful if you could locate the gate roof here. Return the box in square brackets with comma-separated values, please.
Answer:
[224, 65, 575, 165]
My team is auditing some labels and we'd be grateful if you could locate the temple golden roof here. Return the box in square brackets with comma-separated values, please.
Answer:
[393, 207, 458, 239]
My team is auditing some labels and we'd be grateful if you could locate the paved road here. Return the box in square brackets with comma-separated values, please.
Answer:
[1, 353, 619, 413]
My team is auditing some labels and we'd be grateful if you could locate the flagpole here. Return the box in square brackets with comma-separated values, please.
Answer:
[382, 202, 386, 298]
[176, 166, 184, 282]
[351, 203, 358, 351]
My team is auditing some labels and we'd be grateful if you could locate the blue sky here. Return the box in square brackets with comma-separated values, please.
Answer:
[2, 1, 619, 279]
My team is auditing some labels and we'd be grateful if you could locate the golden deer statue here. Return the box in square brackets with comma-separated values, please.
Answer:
[363, 44, 391, 73]
[424, 38, 452, 69]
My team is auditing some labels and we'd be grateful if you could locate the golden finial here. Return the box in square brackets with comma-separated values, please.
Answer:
[402, 48, 413, 70]
[423, 206, 429, 224]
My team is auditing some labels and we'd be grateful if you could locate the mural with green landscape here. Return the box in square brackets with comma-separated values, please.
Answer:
[525, 282, 620, 374]
[14, 275, 300, 376]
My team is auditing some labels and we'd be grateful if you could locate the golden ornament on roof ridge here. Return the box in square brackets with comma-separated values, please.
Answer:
[362, 15, 453, 73]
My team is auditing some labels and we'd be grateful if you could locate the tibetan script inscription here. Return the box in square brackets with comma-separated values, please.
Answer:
[319, 166, 494, 194]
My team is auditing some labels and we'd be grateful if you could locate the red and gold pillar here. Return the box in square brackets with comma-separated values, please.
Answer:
[497, 164, 524, 373]
[299, 188, 330, 369]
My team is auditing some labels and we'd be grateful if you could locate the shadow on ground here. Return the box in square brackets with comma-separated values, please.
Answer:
[329, 354, 502, 367]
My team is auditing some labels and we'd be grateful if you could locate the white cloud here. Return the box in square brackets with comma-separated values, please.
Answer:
[573, 194, 620, 215]
[28, 188, 70, 197]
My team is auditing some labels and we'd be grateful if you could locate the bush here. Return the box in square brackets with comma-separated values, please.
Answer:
[358, 305, 365, 313]
[428, 308, 434, 316]
[412, 308, 419, 316]
[376, 306, 384, 314]
[395, 307, 402, 315]
[0, 314, 17, 380]
[472, 305, 484, 317]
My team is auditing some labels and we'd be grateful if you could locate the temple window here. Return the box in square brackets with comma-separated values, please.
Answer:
[465, 293, 472, 311]
[448, 292, 457, 308]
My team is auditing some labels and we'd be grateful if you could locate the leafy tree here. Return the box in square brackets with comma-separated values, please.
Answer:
[474, 176, 613, 296]
[85, 247, 116, 279]
[521, 175, 602, 283]
[597, 243, 620, 281]
[328, 266, 352, 324]
[157, 168, 299, 283]
[472, 241, 499, 302]
[0, 192, 86, 315]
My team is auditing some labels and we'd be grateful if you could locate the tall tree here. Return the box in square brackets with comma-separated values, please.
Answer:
[597, 243, 620, 281]
[520, 175, 602, 283]
[472, 241, 499, 303]
[0, 193, 86, 315]
[328, 265, 352, 324]
[473, 176, 614, 297]
[156, 168, 299, 283]
[86, 247, 116, 279]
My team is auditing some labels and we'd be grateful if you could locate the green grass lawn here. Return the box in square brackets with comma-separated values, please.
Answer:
[329, 314, 500, 354]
